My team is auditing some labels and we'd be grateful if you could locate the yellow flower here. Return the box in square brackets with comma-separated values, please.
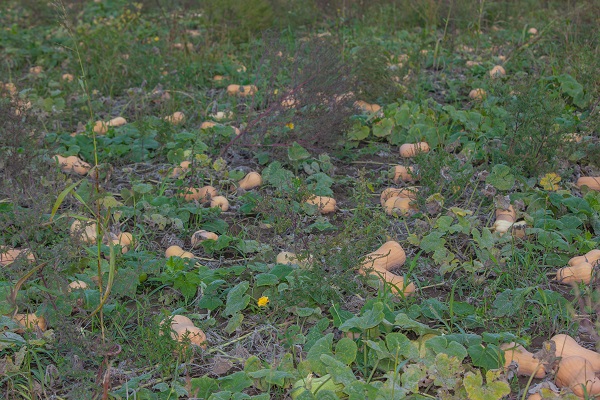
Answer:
[154, 36, 160, 42]
[540, 173, 561, 191]
[257, 296, 269, 307]
[286, 122, 294, 130]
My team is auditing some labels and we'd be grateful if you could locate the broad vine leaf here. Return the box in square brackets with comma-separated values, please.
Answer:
[467, 344, 504, 370]
[321, 354, 357, 387]
[485, 165, 515, 191]
[463, 370, 510, 400]
[224, 281, 250, 316]
[338, 302, 384, 332]
[307, 333, 334, 376]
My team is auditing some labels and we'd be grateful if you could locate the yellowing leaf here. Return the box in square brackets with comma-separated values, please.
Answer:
[540, 173, 561, 191]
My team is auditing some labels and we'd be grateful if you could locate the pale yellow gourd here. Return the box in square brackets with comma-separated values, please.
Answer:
[576, 177, 600, 191]
[210, 196, 230, 211]
[191, 230, 219, 247]
[238, 172, 262, 190]
[181, 186, 218, 202]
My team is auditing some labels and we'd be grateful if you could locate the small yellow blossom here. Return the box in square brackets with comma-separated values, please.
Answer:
[286, 122, 294, 130]
[540, 173, 561, 191]
[154, 36, 160, 42]
[257, 296, 269, 307]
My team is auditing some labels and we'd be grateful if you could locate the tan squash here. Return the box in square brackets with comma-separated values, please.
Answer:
[569, 250, 600, 267]
[226, 84, 257, 97]
[496, 205, 516, 222]
[170, 315, 194, 329]
[164, 111, 185, 125]
[238, 172, 262, 190]
[392, 165, 417, 183]
[171, 325, 207, 349]
[70, 220, 98, 244]
[511, 221, 528, 239]
[551, 334, 600, 372]
[354, 100, 381, 113]
[93, 117, 127, 134]
[181, 186, 217, 202]
[469, 88, 486, 101]
[306, 196, 336, 214]
[399, 142, 430, 158]
[383, 196, 415, 216]
[54, 155, 92, 175]
[200, 121, 217, 129]
[489, 65, 506, 78]
[555, 356, 600, 397]
[359, 241, 414, 296]
[380, 187, 419, 207]
[500, 342, 546, 378]
[210, 196, 230, 211]
[556, 262, 594, 285]
[191, 230, 219, 247]
[68, 280, 88, 292]
[576, 177, 600, 191]
[0, 248, 35, 266]
[276, 251, 312, 268]
[165, 245, 195, 259]
[14, 313, 47, 332]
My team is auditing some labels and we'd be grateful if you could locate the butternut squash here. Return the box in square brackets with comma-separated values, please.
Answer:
[551, 334, 600, 372]
[354, 100, 381, 113]
[555, 356, 600, 397]
[210, 196, 230, 211]
[380, 187, 419, 206]
[392, 165, 417, 183]
[14, 313, 47, 333]
[383, 196, 415, 216]
[489, 65, 506, 78]
[191, 230, 219, 247]
[359, 241, 415, 296]
[556, 262, 594, 285]
[164, 111, 185, 125]
[569, 250, 600, 267]
[238, 172, 262, 190]
[306, 196, 336, 214]
[171, 325, 207, 349]
[469, 88, 486, 101]
[70, 220, 97, 244]
[226, 84, 257, 97]
[93, 117, 127, 134]
[0, 247, 35, 266]
[181, 186, 217, 202]
[399, 142, 430, 158]
[576, 177, 600, 191]
[500, 342, 546, 378]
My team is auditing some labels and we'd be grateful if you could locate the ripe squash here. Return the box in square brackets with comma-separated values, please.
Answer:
[569, 250, 600, 267]
[392, 165, 417, 183]
[0, 247, 35, 266]
[93, 117, 127, 134]
[226, 84, 257, 97]
[555, 356, 600, 397]
[576, 177, 600, 191]
[191, 230, 219, 247]
[556, 262, 594, 285]
[306, 196, 336, 214]
[164, 111, 185, 125]
[354, 100, 381, 113]
[469, 88, 486, 100]
[359, 241, 414, 296]
[14, 313, 47, 333]
[500, 342, 546, 378]
[551, 334, 600, 372]
[399, 142, 430, 158]
[181, 186, 217, 202]
[171, 325, 207, 349]
[238, 172, 262, 190]
[70, 220, 97, 244]
[210, 196, 230, 211]
[54, 155, 92, 176]
[489, 65, 506, 78]
[383, 196, 415, 216]
[496, 205, 516, 222]
[380, 187, 419, 207]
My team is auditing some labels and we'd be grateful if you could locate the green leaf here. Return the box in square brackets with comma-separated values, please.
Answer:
[467, 343, 504, 370]
[320, 354, 356, 386]
[288, 142, 311, 162]
[262, 161, 295, 192]
[338, 302, 384, 332]
[425, 336, 467, 361]
[218, 371, 253, 392]
[386, 332, 419, 360]
[224, 281, 250, 316]
[431, 353, 464, 388]
[334, 338, 357, 365]
[419, 231, 446, 253]
[485, 165, 515, 191]
[307, 333, 334, 376]
[225, 313, 244, 334]
[372, 118, 394, 137]
[247, 369, 294, 387]
[393, 313, 439, 335]
[347, 125, 370, 141]
[255, 273, 279, 287]
[401, 364, 427, 393]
